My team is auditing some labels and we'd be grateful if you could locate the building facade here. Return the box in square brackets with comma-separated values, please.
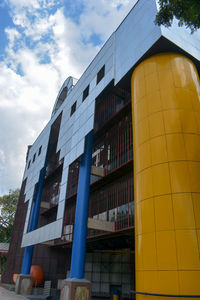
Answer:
[3, 0, 200, 299]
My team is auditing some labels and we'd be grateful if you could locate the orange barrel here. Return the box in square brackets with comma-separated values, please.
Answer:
[30, 265, 44, 286]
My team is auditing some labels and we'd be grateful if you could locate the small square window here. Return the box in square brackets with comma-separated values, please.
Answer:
[32, 153, 36, 163]
[70, 101, 77, 116]
[82, 85, 89, 102]
[27, 160, 31, 169]
[96, 65, 105, 85]
[38, 146, 42, 156]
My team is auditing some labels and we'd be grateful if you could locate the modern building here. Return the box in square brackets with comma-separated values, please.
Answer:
[3, 0, 200, 299]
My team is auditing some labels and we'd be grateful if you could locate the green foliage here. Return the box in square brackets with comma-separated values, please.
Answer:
[0, 189, 19, 242]
[0, 189, 19, 273]
[0, 189, 19, 218]
[155, 0, 200, 33]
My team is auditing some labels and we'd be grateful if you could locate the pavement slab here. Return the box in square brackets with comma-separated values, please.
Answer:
[0, 286, 28, 300]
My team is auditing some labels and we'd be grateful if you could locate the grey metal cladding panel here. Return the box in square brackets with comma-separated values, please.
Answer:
[21, 219, 63, 247]
[161, 21, 200, 62]
[115, 0, 161, 84]
[72, 34, 114, 93]
[23, 125, 51, 203]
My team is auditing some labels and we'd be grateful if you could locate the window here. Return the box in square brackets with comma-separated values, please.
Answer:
[32, 153, 36, 163]
[27, 160, 31, 169]
[70, 101, 77, 116]
[38, 146, 42, 156]
[82, 85, 89, 102]
[96, 65, 105, 85]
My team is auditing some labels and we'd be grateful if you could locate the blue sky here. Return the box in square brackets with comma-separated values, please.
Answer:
[0, 0, 136, 195]
[0, 4, 12, 55]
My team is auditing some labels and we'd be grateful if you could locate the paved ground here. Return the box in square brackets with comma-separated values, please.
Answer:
[0, 286, 28, 300]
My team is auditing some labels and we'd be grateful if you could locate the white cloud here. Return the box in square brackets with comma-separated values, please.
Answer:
[7, 0, 57, 10]
[0, 0, 134, 193]
[5, 27, 21, 46]
[79, 0, 135, 40]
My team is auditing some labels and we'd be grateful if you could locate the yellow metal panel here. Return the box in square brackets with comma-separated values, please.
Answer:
[133, 70, 146, 101]
[160, 88, 178, 110]
[152, 164, 171, 196]
[136, 271, 144, 291]
[192, 92, 200, 112]
[144, 59, 157, 76]
[195, 111, 200, 133]
[180, 110, 198, 133]
[145, 72, 159, 95]
[136, 141, 151, 173]
[149, 112, 165, 138]
[172, 193, 195, 229]
[176, 229, 200, 269]
[136, 99, 149, 123]
[197, 229, 200, 250]
[157, 271, 179, 294]
[166, 134, 186, 161]
[172, 65, 190, 88]
[135, 234, 143, 270]
[156, 231, 177, 270]
[192, 193, 200, 229]
[179, 271, 200, 294]
[136, 295, 147, 300]
[135, 202, 142, 234]
[142, 233, 157, 270]
[175, 88, 193, 110]
[137, 168, 153, 201]
[154, 52, 173, 69]
[184, 134, 200, 161]
[141, 198, 155, 234]
[163, 110, 182, 134]
[135, 118, 150, 146]
[188, 162, 200, 193]
[157, 67, 174, 91]
[170, 57, 198, 90]
[172, 64, 198, 90]
[147, 91, 162, 115]
[154, 195, 174, 231]
[132, 53, 200, 298]
[142, 271, 158, 293]
[150, 136, 168, 166]
[169, 161, 191, 193]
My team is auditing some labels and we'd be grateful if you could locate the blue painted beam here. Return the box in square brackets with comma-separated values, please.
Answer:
[21, 246, 34, 274]
[21, 165, 46, 274]
[70, 131, 93, 279]
[29, 166, 46, 232]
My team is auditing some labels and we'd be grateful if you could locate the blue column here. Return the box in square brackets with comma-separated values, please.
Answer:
[21, 246, 34, 274]
[70, 131, 93, 279]
[21, 165, 46, 274]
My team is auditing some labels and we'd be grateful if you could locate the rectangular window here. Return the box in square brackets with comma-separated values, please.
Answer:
[38, 146, 42, 156]
[96, 65, 105, 85]
[70, 101, 77, 116]
[82, 85, 89, 102]
[32, 153, 36, 163]
[27, 160, 31, 169]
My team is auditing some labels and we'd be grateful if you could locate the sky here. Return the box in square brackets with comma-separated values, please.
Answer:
[0, 0, 138, 196]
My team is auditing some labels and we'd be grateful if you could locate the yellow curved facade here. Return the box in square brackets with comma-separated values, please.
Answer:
[131, 53, 200, 299]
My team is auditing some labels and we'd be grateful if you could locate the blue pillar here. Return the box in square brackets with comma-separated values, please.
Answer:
[21, 246, 34, 274]
[70, 131, 93, 279]
[21, 165, 46, 274]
